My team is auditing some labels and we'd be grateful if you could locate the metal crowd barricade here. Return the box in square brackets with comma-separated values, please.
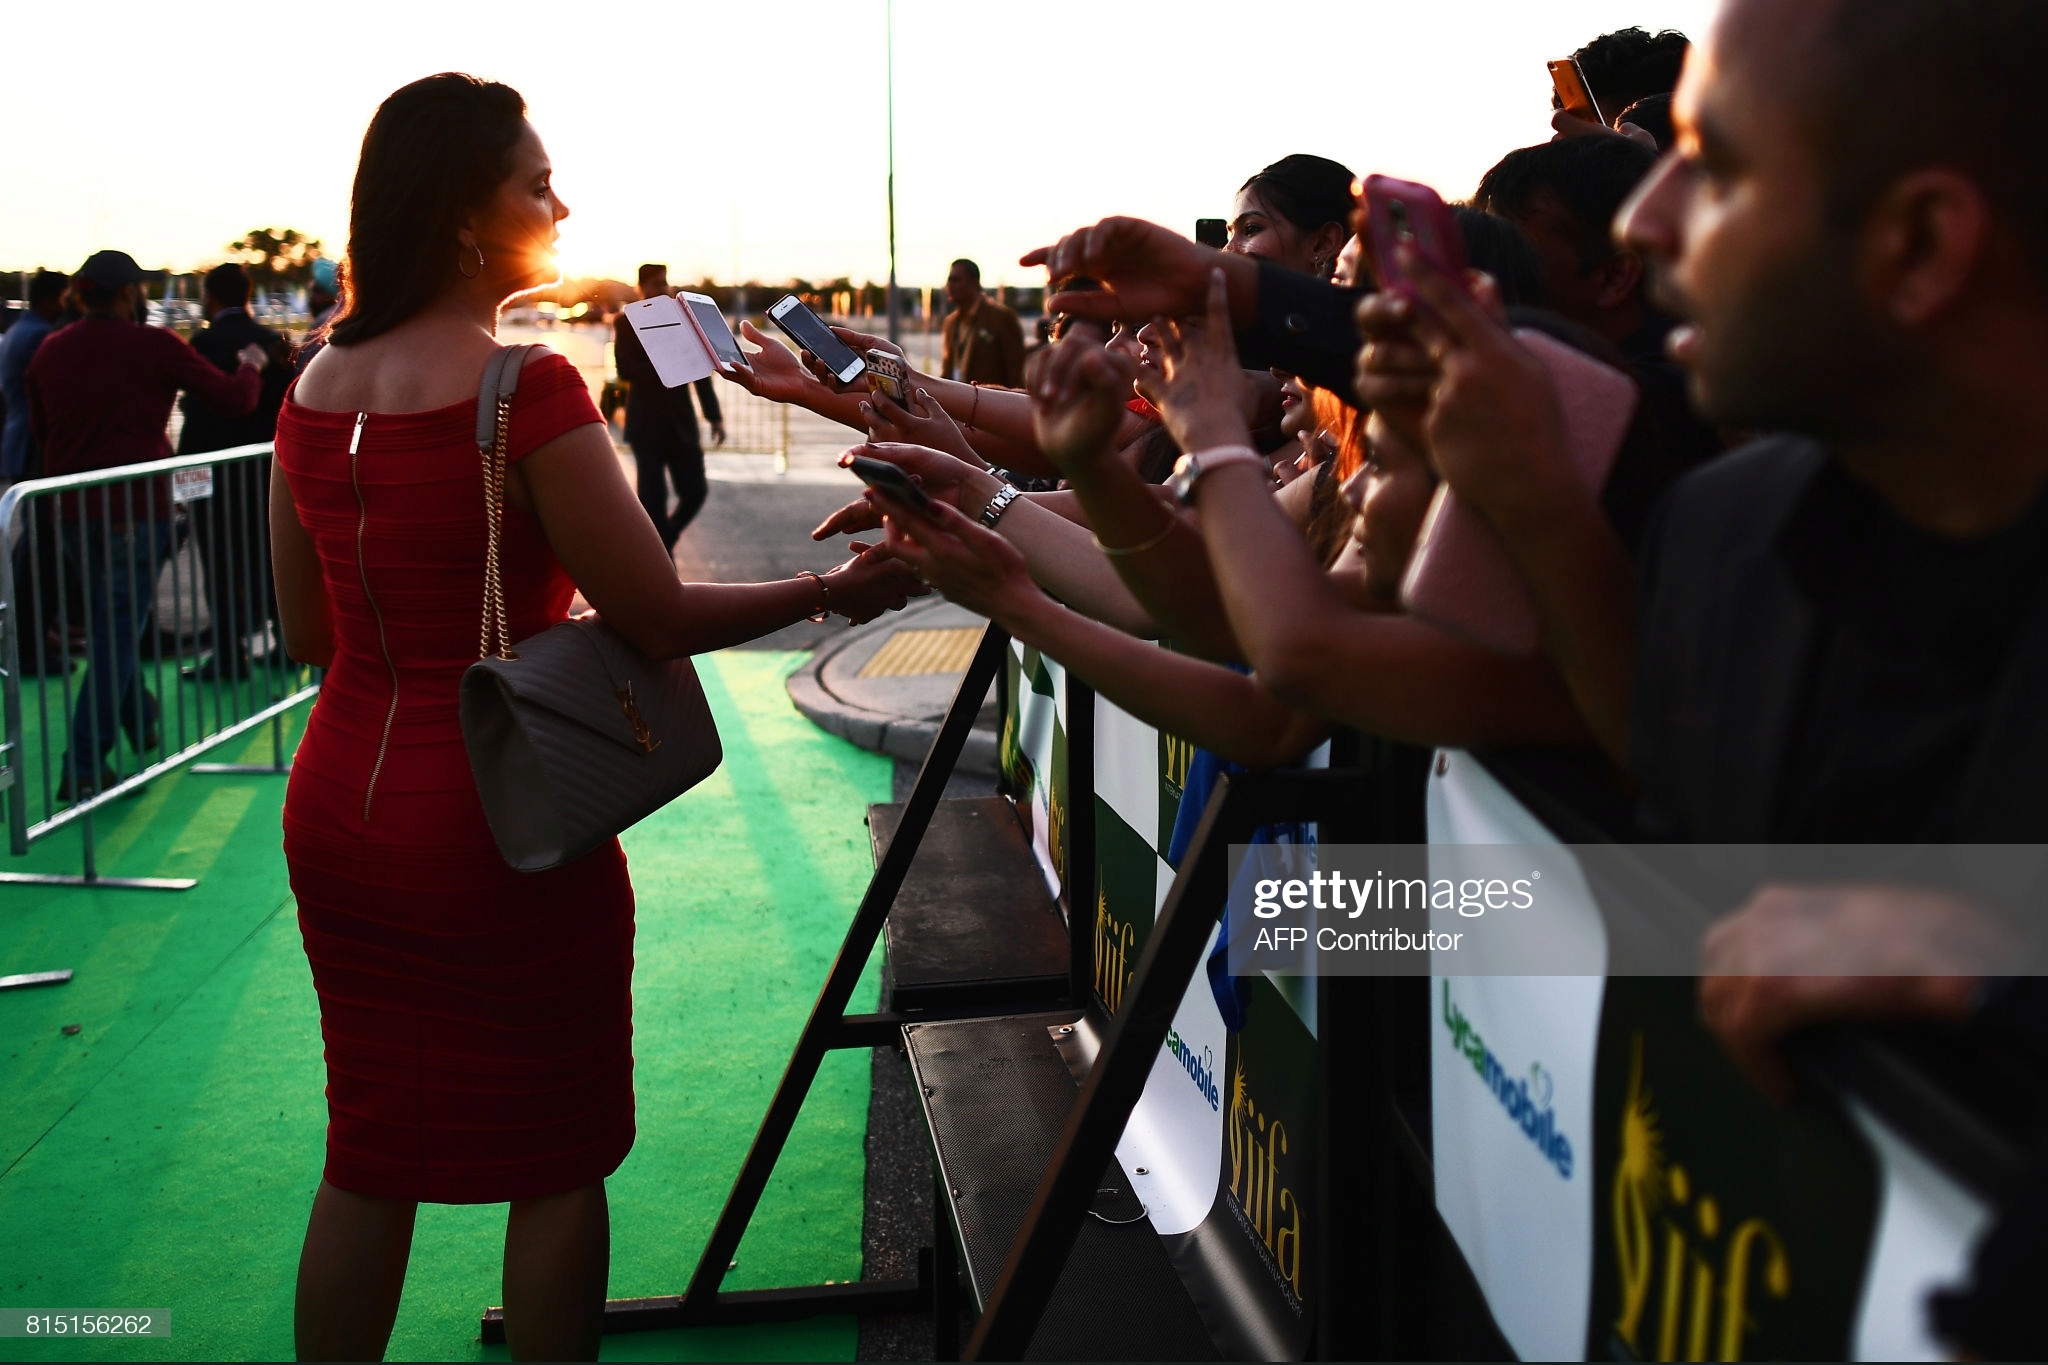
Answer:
[0, 442, 319, 889]
[709, 374, 793, 472]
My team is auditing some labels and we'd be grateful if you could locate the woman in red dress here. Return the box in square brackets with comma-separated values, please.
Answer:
[270, 73, 920, 1361]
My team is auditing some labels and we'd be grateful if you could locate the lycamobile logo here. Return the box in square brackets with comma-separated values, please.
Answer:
[1442, 982, 1573, 1179]
[1166, 1028, 1220, 1111]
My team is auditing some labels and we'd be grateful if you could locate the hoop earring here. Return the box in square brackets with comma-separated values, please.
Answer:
[459, 243, 484, 279]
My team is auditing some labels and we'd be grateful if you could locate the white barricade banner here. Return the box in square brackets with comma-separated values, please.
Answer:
[1428, 749, 1990, 1362]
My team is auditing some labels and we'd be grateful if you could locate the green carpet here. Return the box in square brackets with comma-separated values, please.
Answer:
[0, 650, 890, 1361]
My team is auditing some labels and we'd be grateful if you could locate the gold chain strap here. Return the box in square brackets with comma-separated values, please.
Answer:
[479, 390, 520, 661]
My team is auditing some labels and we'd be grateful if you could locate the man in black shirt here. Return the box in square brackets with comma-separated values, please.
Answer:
[180, 262, 291, 679]
[612, 263, 724, 554]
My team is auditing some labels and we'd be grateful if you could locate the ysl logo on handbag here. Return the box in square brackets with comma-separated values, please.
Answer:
[614, 682, 662, 755]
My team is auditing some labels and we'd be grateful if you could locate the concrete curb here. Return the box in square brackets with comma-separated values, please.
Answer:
[786, 600, 1000, 775]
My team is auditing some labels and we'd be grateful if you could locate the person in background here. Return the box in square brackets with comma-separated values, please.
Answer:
[306, 256, 340, 332]
[0, 269, 66, 482]
[1474, 137, 1721, 468]
[1554, 25, 1690, 135]
[1475, 138, 1659, 352]
[940, 258, 1027, 388]
[611, 262, 725, 554]
[179, 261, 293, 679]
[1614, 92, 1675, 150]
[25, 250, 265, 798]
[1, 269, 74, 678]
[1225, 154, 1355, 280]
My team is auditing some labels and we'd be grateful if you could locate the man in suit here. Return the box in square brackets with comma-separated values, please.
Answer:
[612, 263, 724, 554]
[940, 259, 1027, 388]
[180, 262, 291, 680]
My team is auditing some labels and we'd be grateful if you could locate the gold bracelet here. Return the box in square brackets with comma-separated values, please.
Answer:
[798, 569, 831, 622]
[1091, 510, 1181, 558]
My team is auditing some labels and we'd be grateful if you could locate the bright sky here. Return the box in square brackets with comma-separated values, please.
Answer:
[10, 0, 1717, 290]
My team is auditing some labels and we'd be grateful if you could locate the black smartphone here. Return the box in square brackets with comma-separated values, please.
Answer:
[1195, 218, 1229, 249]
[847, 454, 934, 514]
[767, 294, 867, 384]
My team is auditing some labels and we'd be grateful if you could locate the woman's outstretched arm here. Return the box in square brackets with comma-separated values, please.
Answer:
[513, 421, 924, 657]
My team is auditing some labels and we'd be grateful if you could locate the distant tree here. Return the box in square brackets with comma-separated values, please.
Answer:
[227, 228, 323, 287]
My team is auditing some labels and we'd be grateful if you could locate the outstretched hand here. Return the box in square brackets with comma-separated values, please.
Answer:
[810, 442, 1002, 541]
[1026, 330, 1140, 475]
[1136, 268, 1256, 455]
[1026, 217, 1256, 328]
[821, 539, 930, 624]
[878, 495, 1043, 623]
[864, 387, 984, 467]
[730, 321, 832, 406]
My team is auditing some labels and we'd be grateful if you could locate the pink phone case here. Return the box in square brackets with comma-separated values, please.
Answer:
[1397, 329, 1639, 655]
[1361, 175, 1467, 299]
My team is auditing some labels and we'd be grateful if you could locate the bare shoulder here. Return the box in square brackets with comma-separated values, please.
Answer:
[294, 319, 503, 414]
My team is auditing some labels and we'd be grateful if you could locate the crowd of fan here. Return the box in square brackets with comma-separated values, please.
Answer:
[726, 3, 2048, 1354]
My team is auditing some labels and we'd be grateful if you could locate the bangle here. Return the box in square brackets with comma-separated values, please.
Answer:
[1091, 508, 1181, 558]
[979, 484, 1022, 528]
[798, 569, 831, 623]
[967, 382, 982, 430]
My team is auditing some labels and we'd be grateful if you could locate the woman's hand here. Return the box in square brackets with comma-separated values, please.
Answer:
[810, 442, 1005, 541]
[879, 496, 1046, 623]
[1354, 258, 1515, 464]
[1138, 267, 1255, 454]
[1026, 331, 1140, 476]
[730, 320, 833, 407]
[864, 387, 986, 468]
[1379, 251, 1575, 534]
[820, 540, 929, 624]
[800, 325, 916, 393]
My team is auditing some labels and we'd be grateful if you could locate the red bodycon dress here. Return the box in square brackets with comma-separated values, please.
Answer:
[276, 352, 635, 1203]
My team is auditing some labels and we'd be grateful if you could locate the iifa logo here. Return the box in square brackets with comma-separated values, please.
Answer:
[1612, 1033, 1789, 1362]
[1165, 1028, 1220, 1110]
[1442, 982, 1574, 1179]
[1228, 1061, 1303, 1302]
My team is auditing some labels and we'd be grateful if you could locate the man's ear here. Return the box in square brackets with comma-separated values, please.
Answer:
[1591, 249, 1644, 310]
[1863, 168, 1989, 328]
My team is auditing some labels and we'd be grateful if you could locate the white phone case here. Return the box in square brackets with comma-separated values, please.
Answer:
[622, 295, 714, 388]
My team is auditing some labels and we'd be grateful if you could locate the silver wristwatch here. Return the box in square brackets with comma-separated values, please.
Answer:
[979, 484, 1023, 527]
[1167, 446, 1267, 506]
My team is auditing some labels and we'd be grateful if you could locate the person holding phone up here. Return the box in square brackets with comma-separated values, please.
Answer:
[613, 262, 726, 553]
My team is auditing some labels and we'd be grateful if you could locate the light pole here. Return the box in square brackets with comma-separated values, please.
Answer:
[885, 0, 900, 347]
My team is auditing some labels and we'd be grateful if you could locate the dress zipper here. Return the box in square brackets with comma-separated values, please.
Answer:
[349, 412, 401, 824]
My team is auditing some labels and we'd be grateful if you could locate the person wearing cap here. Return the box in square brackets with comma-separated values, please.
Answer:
[25, 248, 268, 798]
[306, 256, 340, 332]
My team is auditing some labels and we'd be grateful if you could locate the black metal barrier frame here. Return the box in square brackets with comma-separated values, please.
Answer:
[484, 624, 1035, 1342]
[486, 623, 2033, 1354]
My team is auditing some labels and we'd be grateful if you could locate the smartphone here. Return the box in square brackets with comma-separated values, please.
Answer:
[1398, 329, 1639, 654]
[1195, 218, 1229, 250]
[1548, 57, 1605, 125]
[621, 295, 714, 387]
[847, 454, 934, 514]
[679, 291, 749, 372]
[767, 294, 866, 385]
[1360, 175, 1468, 299]
[865, 350, 907, 405]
